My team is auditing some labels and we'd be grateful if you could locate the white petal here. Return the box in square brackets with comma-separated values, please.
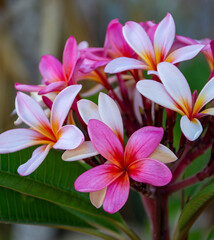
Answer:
[200, 108, 214, 115]
[90, 188, 107, 208]
[62, 141, 98, 161]
[0, 129, 45, 153]
[123, 21, 156, 66]
[157, 62, 192, 115]
[154, 13, 175, 62]
[149, 144, 177, 163]
[180, 116, 203, 141]
[77, 99, 101, 125]
[104, 57, 148, 74]
[17, 144, 52, 176]
[53, 125, 84, 150]
[166, 45, 204, 64]
[51, 85, 82, 134]
[98, 93, 124, 141]
[193, 77, 214, 114]
[136, 80, 183, 114]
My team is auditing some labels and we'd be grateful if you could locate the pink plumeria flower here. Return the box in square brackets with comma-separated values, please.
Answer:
[0, 85, 84, 176]
[137, 62, 214, 141]
[63, 93, 177, 211]
[15, 36, 79, 95]
[105, 13, 204, 75]
[74, 121, 174, 214]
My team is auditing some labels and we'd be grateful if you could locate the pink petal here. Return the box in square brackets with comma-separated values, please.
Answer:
[74, 164, 122, 192]
[148, 144, 177, 163]
[104, 57, 148, 74]
[193, 77, 214, 115]
[77, 99, 101, 125]
[122, 21, 155, 67]
[90, 188, 106, 208]
[50, 85, 82, 134]
[136, 80, 184, 115]
[15, 92, 53, 139]
[124, 126, 163, 167]
[38, 81, 67, 95]
[128, 158, 172, 186]
[17, 144, 52, 176]
[63, 36, 78, 81]
[39, 55, 65, 83]
[0, 129, 45, 153]
[105, 19, 133, 57]
[166, 44, 204, 64]
[15, 83, 45, 92]
[88, 120, 124, 167]
[98, 93, 124, 142]
[180, 116, 203, 141]
[103, 173, 129, 214]
[154, 13, 175, 62]
[62, 141, 98, 161]
[53, 125, 84, 150]
[157, 62, 192, 115]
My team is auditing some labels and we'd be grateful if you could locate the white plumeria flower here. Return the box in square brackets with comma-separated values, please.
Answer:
[0, 85, 84, 176]
[62, 92, 177, 208]
[137, 62, 214, 141]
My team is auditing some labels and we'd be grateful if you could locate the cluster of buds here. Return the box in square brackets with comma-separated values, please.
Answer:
[0, 13, 214, 215]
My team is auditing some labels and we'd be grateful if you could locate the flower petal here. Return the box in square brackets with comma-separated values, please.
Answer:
[88, 120, 124, 167]
[98, 93, 124, 142]
[77, 99, 101, 125]
[15, 92, 53, 139]
[200, 108, 214, 115]
[51, 85, 82, 134]
[154, 13, 175, 62]
[17, 144, 52, 176]
[123, 21, 155, 67]
[103, 173, 129, 214]
[129, 158, 172, 186]
[53, 125, 84, 150]
[38, 82, 67, 95]
[157, 62, 192, 115]
[166, 44, 204, 64]
[0, 129, 46, 153]
[148, 144, 177, 163]
[62, 141, 98, 161]
[74, 164, 122, 192]
[180, 116, 203, 141]
[124, 126, 164, 167]
[136, 80, 183, 114]
[193, 77, 214, 115]
[104, 57, 148, 74]
[39, 55, 65, 83]
[63, 36, 78, 81]
[15, 83, 45, 92]
[90, 188, 107, 208]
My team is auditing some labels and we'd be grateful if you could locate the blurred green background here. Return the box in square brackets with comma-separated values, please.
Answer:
[0, 0, 213, 239]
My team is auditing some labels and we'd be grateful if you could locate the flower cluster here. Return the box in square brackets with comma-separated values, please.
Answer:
[0, 13, 214, 214]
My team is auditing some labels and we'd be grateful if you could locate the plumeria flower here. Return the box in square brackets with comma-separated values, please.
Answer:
[105, 13, 204, 75]
[137, 62, 214, 141]
[0, 85, 84, 176]
[74, 121, 174, 214]
[63, 93, 177, 211]
[15, 36, 80, 95]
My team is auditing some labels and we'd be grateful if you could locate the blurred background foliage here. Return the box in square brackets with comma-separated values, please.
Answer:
[0, 0, 213, 239]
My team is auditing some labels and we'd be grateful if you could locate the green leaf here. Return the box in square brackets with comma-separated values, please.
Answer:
[172, 182, 214, 240]
[207, 227, 214, 240]
[0, 147, 125, 236]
